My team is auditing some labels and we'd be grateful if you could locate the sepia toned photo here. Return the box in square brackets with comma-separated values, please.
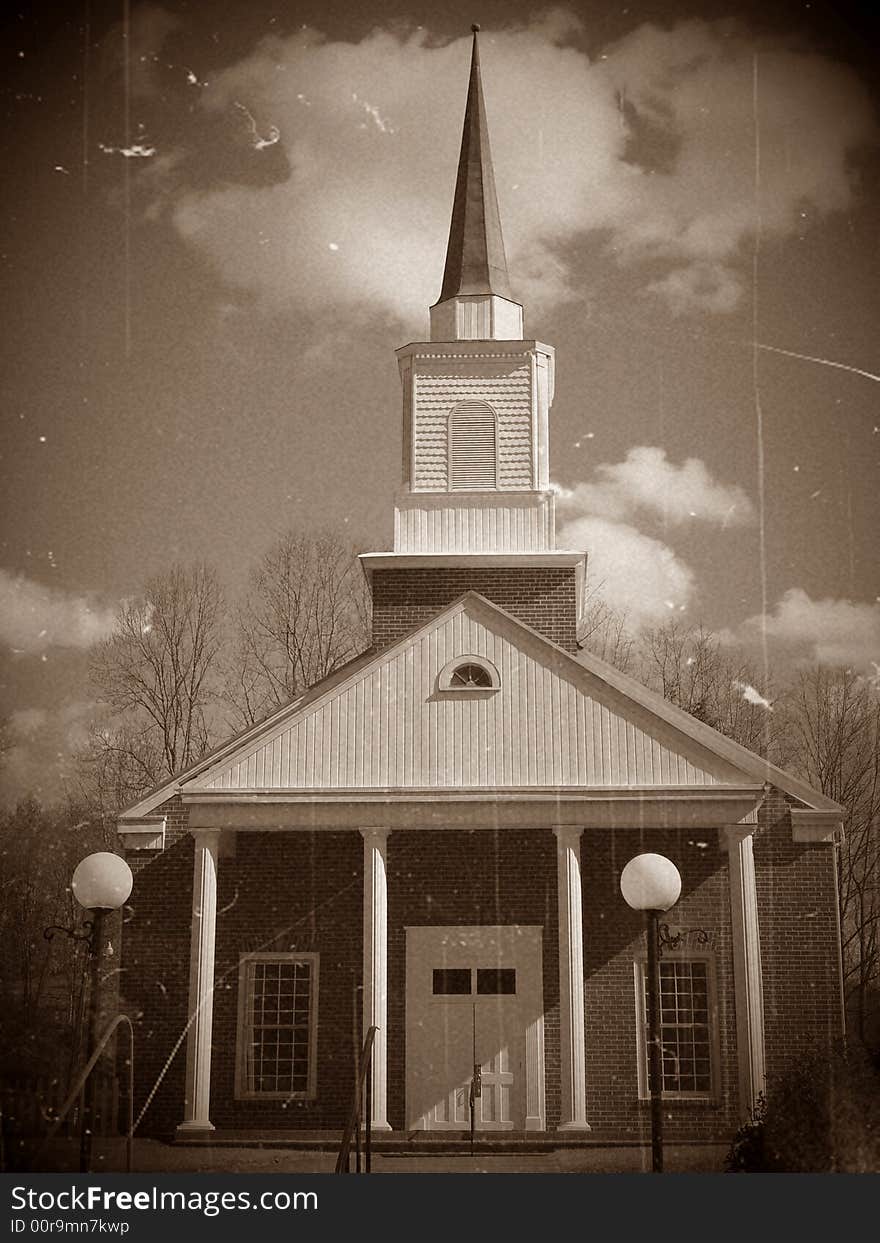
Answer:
[1, 0, 878, 1196]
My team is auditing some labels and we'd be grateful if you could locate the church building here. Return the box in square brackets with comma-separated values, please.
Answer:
[118, 29, 845, 1148]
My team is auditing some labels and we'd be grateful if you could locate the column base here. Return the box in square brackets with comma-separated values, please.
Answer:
[176, 1120, 215, 1138]
[364, 1121, 393, 1132]
[557, 1120, 592, 1132]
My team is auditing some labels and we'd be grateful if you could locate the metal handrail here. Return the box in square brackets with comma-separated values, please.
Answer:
[335, 1025, 378, 1174]
[32, 1014, 135, 1173]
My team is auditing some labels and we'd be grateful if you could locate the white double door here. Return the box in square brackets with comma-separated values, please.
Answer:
[406, 926, 545, 1132]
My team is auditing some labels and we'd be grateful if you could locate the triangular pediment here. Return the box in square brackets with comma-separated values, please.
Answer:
[181, 593, 768, 796]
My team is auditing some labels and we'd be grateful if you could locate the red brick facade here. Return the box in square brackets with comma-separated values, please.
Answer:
[582, 827, 739, 1141]
[370, 566, 579, 652]
[755, 788, 844, 1088]
[120, 786, 842, 1140]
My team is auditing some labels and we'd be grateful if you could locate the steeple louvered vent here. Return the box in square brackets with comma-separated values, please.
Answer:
[449, 401, 497, 489]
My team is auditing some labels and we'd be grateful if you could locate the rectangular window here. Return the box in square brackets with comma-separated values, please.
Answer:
[634, 958, 716, 1099]
[433, 968, 472, 995]
[476, 968, 516, 995]
[236, 953, 318, 1099]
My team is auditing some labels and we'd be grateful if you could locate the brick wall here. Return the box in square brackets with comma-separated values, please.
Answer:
[120, 817, 193, 1137]
[582, 827, 740, 1141]
[210, 831, 362, 1130]
[122, 810, 362, 1137]
[371, 566, 578, 651]
[122, 792, 843, 1140]
[754, 787, 844, 1090]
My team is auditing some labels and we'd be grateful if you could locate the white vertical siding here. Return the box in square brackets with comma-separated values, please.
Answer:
[206, 611, 723, 792]
[393, 493, 554, 553]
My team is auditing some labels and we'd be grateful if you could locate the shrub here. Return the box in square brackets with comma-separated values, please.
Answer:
[726, 1042, 880, 1172]
[725, 1092, 767, 1172]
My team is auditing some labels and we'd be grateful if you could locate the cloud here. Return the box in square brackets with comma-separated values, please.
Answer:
[0, 570, 117, 654]
[737, 588, 880, 668]
[140, 13, 876, 323]
[644, 263, 743, 316]
[556, 446, 753, 625]
[556, 446, 753, 527]
[559, 514, 695, 628]
[99, 2, 182, 98]
[733, 681, 773, 710]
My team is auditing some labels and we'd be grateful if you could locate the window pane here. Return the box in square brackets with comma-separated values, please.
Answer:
[244, 958, 313, 1095]
[476, 968, 516, 995]
[643, 960, 712, 1096]
[433, 968, 472, 995]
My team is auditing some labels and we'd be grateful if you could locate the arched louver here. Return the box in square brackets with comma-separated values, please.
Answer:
[449, 662, 494, 688]
[448, 401, 497, 489]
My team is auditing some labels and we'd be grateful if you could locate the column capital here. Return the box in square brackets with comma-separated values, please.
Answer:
[553, 825, 584, 845]
[360, 827, 392, 845]
[190, 827, 221, 847]
[719, 808, 758, 851]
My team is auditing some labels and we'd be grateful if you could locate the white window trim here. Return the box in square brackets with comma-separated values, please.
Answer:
[632, 953, 720, 1102]
[437, 655, 501, 694]
[235, 951, 319, 1101]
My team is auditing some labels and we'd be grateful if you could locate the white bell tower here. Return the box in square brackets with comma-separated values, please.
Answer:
[392, 26, 558, 557]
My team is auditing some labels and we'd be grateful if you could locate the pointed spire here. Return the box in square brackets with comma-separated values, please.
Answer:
[436, 25, 514, 304]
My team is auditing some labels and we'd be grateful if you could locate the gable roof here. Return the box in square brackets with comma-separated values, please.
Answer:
[118, 591, 841, 822]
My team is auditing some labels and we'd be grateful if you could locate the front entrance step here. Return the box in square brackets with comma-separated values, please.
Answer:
[173, 1129, 723, 1154]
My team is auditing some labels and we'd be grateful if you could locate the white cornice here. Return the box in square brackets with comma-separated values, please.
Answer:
[183, 784, 762, 804]
[395, 339, 554, 361]
[183, 786, 763, 831]
[117, 816, 166, 851]
[395, 488, 553, 505]
[360, 550, 585, 577]
[790, 808, 844, 843]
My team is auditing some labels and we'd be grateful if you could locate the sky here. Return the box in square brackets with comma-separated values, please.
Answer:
[1, 0, 878, 804]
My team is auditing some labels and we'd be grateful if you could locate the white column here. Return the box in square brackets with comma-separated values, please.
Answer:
[554, 826, 589, 1130]
[178, 828, 220, 1134]
[725, 822, 767, 1117]
[361, 828, 391, 1130]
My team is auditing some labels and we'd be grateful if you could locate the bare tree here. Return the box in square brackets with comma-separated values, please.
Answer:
[224, 531, 371, 728]
[88, 564, 224, 796]
[0, 798, 109, 1077]
[76, 716, 166, 818]
[637, 619, 779, 758]
[577, 579, 634, 673]
[782, 667, 880, 1046]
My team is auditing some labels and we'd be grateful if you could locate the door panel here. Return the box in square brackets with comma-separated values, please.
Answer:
[406, 927, 544, 1132]
[475, 1000, 515, 1128]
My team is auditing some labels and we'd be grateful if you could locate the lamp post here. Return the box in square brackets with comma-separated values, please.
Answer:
[620, 852, 682, 1174]
[47, 852, 133, 1173]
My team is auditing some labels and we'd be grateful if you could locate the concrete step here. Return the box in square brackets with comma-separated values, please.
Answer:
[173, 1128, 725, 1155]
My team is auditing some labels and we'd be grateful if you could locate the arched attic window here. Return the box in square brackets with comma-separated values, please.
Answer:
[437, 655, 501, 694]
[448, 400, 498, 490]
